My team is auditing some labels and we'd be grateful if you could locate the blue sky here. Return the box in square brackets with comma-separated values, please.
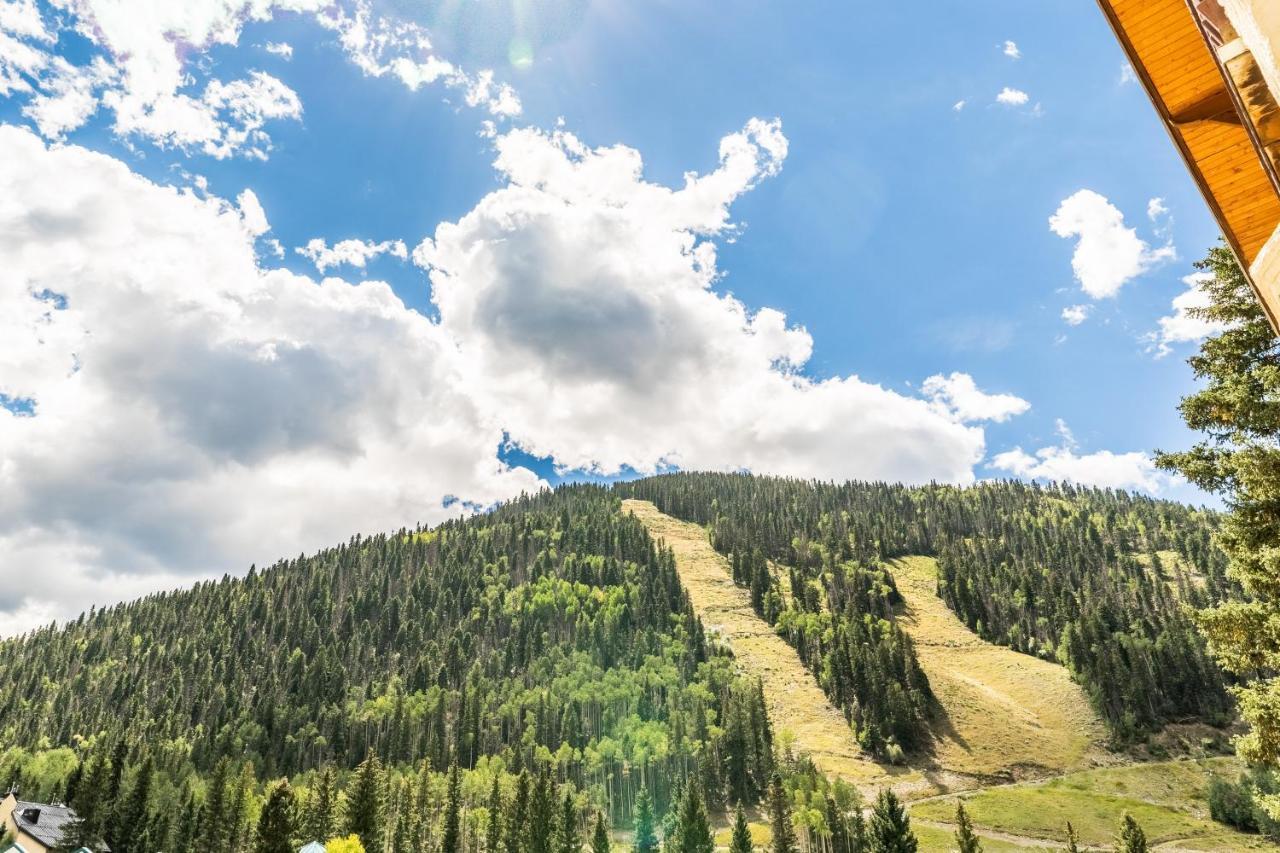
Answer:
[0, 0, 1230, 628]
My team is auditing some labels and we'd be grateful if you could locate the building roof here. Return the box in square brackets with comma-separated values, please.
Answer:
[9, 800, 107, 852]
[299, 842, 326, 853]
[1096, 0, 1280, 328]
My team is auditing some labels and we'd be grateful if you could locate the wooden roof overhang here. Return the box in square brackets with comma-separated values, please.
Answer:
[1096, 0, 1280, 329]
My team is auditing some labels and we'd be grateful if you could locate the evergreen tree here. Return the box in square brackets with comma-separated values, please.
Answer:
[487, 774, 504, 853]
[1156, 245, 1280, 777]
[730, 805, 753, 853]
[867, 790, 916, 853]
[203, 757, 232, 853]
[530, 771, 556, 853]
[346, 752, 384, 853]
[443, 763, 463, 853]
[507, 771, 531, 853]
[254, 780, 297, 853]
[1116, 814, 1148, 853]
[825, 796, 848, 853]
[633, 787, 658, 853]
[767, 774, 796, 853]
[674, 784, 713, 853]
[952, 802, 981, 853]
[558, 788, 580, 853]
[592, 812, 610, 853]
[117, 755, 154, 853]
[847, 789, 867, 853]
[306, 765, 339, 844]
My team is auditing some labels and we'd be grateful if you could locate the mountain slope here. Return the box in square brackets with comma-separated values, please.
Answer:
[891, 556, 1109, 779]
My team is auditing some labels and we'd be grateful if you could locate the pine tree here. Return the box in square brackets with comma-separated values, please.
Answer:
[730, 805, 753, 853]
[767, 774, 796, 853]
[558, 788, 580, 853]
[203, 757, 232, 853]
[825, 796, 848, 853]
[443, 763, 463, 853]
[867, 790, 916, 853]
[117, 755, 155, 853]
[952, 802, 981, 853]
[633, 787, 658, 853]
[1064, 821, 1080, 853]
[675, 784, 713, 853]
[848, 789, 867, 853]
[306, 765, 339, 844]
[487, 774, 504, 853]
[1116, 813, 1148, 853]
[592, 812, 610, 853]
[346, 751, 385, 853]
[254, 780, 297, 853]
[1157, 244, 1280, 776]
[530, 772, 556, 853]
[507, 771, 530, 853]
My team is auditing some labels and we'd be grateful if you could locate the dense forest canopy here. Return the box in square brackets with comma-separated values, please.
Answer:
[622, 472, 1235, 743]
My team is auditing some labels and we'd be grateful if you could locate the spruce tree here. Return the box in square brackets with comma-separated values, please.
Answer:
[592, 812, 611, 853]
[345, 751, 385, 853]
[633, 787, 658, 853]
[530, 771, 556, 853]
[952, 802, 981, 853]
[558, 788, 580, 853]
[203, 757, 232, 853]
[117, 755, 155, 853]
[867, 790, 916, 853]
[1116, 813, 1148, 853]
[825, 796, 848, 853]
[730, 805, 753, 853]
[848, 789, 867, 853]
[254, 780, 297, 853]
[307, 765, 339, 843]
[443, 763, 463, 853]
[675, 784, 713, 853]
[1157, 244, 1280, 776]
[487, 775, 504, 853]
[767, 774, 796, 853]
[507, 771, 531, 853]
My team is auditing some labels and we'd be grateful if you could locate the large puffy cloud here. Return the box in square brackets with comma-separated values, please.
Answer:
[0, 0, 519, 156]
[1050, 189, 1175, 299]
[0, 124, 541, 634]
[418, 120, 997, 483]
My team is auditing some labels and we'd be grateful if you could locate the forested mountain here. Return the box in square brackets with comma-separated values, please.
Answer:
[0, 486, 788, 852]
[622, 472, 1235, 744]
[0, 473, 1240, 853]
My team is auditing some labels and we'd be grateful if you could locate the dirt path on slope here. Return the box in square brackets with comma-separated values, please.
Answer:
[623, 500, 943, 797]
[890, 556, 1112, 779]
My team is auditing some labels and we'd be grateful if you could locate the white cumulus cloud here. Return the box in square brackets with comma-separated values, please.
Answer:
[922, 372, 1030, 423]
[1003, 40, 1021, 59]
[996, 87, 1029, 106]
[1049, 189, 1175, 299]
[1061, 304, 1091, 326]
[297, 237, 409, 273]
[1146, 272, 1229, 358]
[990, 420, 1170, 492]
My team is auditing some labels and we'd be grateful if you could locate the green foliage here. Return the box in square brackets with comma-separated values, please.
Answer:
[867, 790, 915, 853]
[1116, 813, 1148, 853]
[253, 780, 296, 853]
[625, 471, 1233, 744]
[442, 763, 462, 853]
[1156, 245, 1280, 777]
[344, 752, 383, 853]
[633, 787, 658, 853]
[674, 783, 713, 853]
[592, 812, 610, 853]
[1064, 821, 1080, 853]
[952, 802, 981, 853]
[729, 805, 753, 853]
[1207, 769, 1280, 839]
[767, 773, 796, 853]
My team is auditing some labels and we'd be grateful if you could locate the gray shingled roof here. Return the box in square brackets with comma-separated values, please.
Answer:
[11, 800, 108, 852]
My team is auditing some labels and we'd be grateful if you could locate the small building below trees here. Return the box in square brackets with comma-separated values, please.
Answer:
[0, 792, 107, 853]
